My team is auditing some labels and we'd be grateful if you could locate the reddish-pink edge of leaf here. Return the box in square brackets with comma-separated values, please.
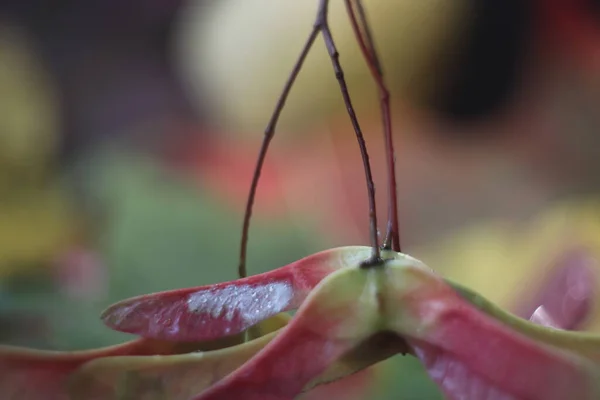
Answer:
[0, 338, 185, 400]
[403, 292, 598, 400]
[101, 248, 345, 341]
[193, 321, 356, 400]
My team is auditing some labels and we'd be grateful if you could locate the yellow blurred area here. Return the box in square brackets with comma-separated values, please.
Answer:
[418, 198, 600, 332]
[0, 21, 76, 277]
[0, 22, 59, 167]
[0, 187, 75, 276]
[175, 0, 470, 137]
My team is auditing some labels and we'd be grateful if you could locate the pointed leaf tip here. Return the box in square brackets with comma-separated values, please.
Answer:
[101, 246, 374, 341]
[101, 279, 294, 341]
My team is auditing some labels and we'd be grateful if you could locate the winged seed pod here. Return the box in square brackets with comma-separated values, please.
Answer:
[100, 246, 600, 400]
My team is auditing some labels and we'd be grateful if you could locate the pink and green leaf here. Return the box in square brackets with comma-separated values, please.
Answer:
[101, 247, 373, 341]
[98, 246, 600, 399]
[0, 314, 281, 400]
[381, 258, 600, 400]
[68, 329, 280, 399]
[193, 267, 383, 400]
[70, 300, 398, 399]
[0, 339, 190, 400]
[10, 246, 600, 400]
[67, 313, 291, 399]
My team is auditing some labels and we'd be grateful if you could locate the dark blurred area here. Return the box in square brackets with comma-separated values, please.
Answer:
[432, 1, 533, 123]
[2, 0, 197, 160]
[0, 1, 599, 398]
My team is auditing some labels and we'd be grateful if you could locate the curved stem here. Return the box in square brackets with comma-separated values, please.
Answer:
[317, 0, 381, 262]
[344, 0, 401, 252]
[238, 28, 320, 278]
[239, 0, 383, 278]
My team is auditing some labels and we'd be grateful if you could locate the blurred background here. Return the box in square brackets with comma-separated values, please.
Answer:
[0, 0, 599, 399]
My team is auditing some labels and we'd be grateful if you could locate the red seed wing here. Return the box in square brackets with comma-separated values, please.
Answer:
[382, 261, 600, 400]
[101, 246, 372, 341]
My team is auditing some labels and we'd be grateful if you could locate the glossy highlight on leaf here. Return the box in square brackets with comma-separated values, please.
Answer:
[513, 249, 596, 331]
[101, 246, 374, 341]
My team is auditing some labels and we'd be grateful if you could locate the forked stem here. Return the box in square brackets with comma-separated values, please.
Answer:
[238, 0, 382, 278]
[344, 0, 401, 252]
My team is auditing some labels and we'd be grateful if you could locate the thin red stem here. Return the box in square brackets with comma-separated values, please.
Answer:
[344, 0, 401, 252]
[238, 28, 320, 278]
[317, 0, 381, 263]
